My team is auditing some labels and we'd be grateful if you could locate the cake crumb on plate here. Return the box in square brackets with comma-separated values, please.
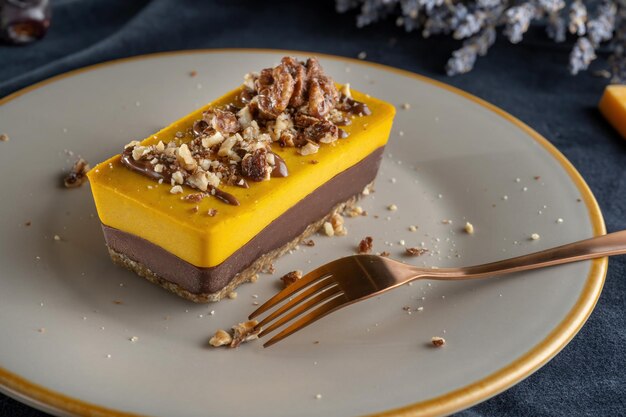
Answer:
[431, 336, 446, 347]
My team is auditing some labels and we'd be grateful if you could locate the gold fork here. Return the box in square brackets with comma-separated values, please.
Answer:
[250, 230, 626, 347]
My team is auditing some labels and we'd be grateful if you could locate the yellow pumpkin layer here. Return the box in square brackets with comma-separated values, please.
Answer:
[88, 87, 395, 267]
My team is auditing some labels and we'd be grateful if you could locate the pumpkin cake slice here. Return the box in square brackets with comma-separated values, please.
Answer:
[87, 57, 396, 302]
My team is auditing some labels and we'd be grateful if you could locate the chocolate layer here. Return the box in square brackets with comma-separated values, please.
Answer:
[102, 147, 384, 295]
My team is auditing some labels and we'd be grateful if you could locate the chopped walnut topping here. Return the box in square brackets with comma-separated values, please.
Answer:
[406, 247, 427, 256]
[358, 236, 373, 254]
[182, 192, 206, 203]
[209, 329, 233, 347]
[63, 158, 90, 188]
[207, 208, 218, 217]
[431, 336, 446, 347]
[230, 320, 260, 348]
[170, 185, 183, 194]
[280, 270, 303, 288]
[121, 57, 371, 203]
[299, 142, 319, 156]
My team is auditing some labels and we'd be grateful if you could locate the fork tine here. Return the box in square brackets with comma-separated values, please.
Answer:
[248, 265, 333, 319]
[262, 295, 348, 348]
[258, 285, 343, 338]
[255, 277, 337, 330]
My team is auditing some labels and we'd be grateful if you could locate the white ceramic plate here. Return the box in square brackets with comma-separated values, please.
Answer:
[0, 50, 606, 417]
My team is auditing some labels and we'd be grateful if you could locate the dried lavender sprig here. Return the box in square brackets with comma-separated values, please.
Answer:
[336, 0, 625, 80]
[569, 0, 588, 35]
[503, 2, 536, 43]
[569, 36, 597, 73]
[446, 26, 496, 75]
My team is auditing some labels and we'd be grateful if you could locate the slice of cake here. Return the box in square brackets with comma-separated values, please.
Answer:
[87, 57, 396, 302]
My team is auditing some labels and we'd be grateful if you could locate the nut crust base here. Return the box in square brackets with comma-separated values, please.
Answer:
[107, 184, 371, 303]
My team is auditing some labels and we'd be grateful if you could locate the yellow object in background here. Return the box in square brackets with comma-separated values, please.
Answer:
[599, 85, 626, 139]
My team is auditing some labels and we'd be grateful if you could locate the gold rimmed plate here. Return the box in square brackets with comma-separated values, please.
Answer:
[0, 49, 606, 417]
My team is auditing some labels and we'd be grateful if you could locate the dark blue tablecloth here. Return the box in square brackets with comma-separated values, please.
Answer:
[1, 1, 624, 416]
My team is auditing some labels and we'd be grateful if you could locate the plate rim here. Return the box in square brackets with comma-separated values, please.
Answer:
[0, 48, 607, 417]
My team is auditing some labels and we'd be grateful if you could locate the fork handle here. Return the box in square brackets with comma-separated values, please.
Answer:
[430, 230, 626, 280]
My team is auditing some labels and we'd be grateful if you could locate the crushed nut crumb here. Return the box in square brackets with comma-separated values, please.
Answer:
[227, 291, 238, 299]
[53, 234, 61, 241]
[303, 239, 315, 246]
[431, 336, 446, 347]
[330, 213, 347, 236]
[249, 274, 259, 283]
[207, 208, 218, 217]
[0, 133, 9, 142]
[63, 158, 90, 188]
[405, 247, 427, 256]
[387, 204, 398, 211]
[170, 185, 183, 194]
[357, 51, 367, 60]
[209, 329, 233, 347]
[182, 192, 206, 203]
[344, 205, 365, 217]
[401, 103, 411, 110]
[189, 70, 197, 77]
[280, 270, 303, 288]
[358, 236, 373, 254]
[464, 222, 475, 234]
[409, 225, 418, 232]
[530, 233, 540, 240]
[379, 251, 390, 257]
[323, 221, 334, 236]
[230, 320, 260, 348]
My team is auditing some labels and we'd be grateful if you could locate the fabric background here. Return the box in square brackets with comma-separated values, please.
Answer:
[1, 0, 624, 416]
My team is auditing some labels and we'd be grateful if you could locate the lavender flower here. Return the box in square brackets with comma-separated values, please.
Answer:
[503, 3, 536, 43]
[547, 12, 567, 41]
[454, 11, 487, 39]
[587, 1, 616, 45]
[335, 0, 626, 81]
[569, 36, 597, 74]
[539, 0, 566, 13]
[447, 26, 496, 75]
[569, 0, 588, 35]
